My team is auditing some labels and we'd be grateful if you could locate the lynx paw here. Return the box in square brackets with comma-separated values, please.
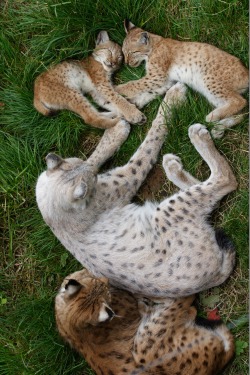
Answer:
[125, 108, 147, 125]
[211, 126, 225, 139]
[188, 123, 211, 143]
[162, 154, 183, 176]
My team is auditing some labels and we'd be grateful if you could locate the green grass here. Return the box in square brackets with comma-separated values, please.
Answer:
[0, 0, 248, 374]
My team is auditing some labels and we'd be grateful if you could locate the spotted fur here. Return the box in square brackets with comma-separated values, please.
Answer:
[55, 269, 235, 375]
[34, 31, 146, 128]
[36, 82, 237, 299]
[116, 20, 249, 138]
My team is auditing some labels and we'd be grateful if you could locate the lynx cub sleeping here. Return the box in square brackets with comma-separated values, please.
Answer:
[34, 31, 146, 129]
[116, 20, 249, 138]
[55, 269, 235, 375]
[36, 83, 237, 299]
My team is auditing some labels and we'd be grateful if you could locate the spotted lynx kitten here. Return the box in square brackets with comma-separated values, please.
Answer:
[36, 82, 237, 299]
[55, 268, 235, 375]
[34, 31, 146, 129]
[116, 20, 249, 138]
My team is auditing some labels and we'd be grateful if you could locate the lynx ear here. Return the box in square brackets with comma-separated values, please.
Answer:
[65, 279, 82, 296]
[98, 303, 115, 322]
[96, 31, 110, 45]
[73, 180, 88, 200]
[46, 153, 63, 170]
[124, 19, 136, 33]
[139, 32, 149, 45]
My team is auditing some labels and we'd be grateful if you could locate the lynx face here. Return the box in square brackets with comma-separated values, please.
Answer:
[93, 30, 123, 72]
[55, 269, 114, 328]
[36, 153, 97, 214]
[122, 22, 152, 67]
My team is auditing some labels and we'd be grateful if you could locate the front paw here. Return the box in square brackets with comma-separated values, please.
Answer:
[125, 107, 147, 125]
[188, 123, 211, 143]
[163, 154, 183, 175]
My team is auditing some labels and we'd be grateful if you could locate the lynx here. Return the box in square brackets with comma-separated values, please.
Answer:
[36, 82, 237, 299]
[55, 268, 235, 375]
[33, 31, 146, 129]
[116, 20, 249, 138]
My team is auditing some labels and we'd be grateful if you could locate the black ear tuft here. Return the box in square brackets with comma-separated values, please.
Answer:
[124, 19, 136, 33]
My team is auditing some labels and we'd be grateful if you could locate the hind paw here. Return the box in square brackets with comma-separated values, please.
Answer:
[163, 154, 183, 175]
[188, 123, 212, 144]
[211, 126, 225, 139]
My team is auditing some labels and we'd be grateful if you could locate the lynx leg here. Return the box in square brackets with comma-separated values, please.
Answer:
[87, 120, 131, 171]
[36, 86, 120, 129]
[162, 154, 200, 190]
[188, 124, 237, 196]
[211, 113, 246, 139]
[98, 83, 187, 203]
[206, 91, 247, 137]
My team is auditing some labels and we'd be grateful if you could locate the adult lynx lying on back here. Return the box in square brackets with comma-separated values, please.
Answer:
[116, 20, 249, 138]
[34, 31, 145, 129]
[36, 83, 237, 299]
[55, 269, 235, 375]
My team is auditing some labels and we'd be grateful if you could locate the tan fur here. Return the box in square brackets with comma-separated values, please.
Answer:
[34, 31, 146, 129]
[116, 21, 249, 138]
[55, 269, 235, 375]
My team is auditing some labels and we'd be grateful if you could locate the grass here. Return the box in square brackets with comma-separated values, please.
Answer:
[0, 0, 248, 374]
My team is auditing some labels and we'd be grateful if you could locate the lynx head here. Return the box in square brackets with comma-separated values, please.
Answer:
[36, 153, 97, 220]
[122, 20, 152, 67]
[93, 30, 123, 72]
[55, 269, 115, 332]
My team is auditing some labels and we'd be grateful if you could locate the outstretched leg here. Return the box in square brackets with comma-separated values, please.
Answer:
[211, 113, 246, 139]
[188, 124, 237, 196]
[87, 120, 131, 172]
[97, 82, 187, 204]
[157, 124, 237, 217]
[35, 85, 120, 129]
[205, 89, 247, 138]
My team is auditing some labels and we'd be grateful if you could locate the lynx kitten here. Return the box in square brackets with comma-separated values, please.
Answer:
[116, 20, 249, 138]
[34, 31, 146, 129]
[55, 269, 235, 375]
[36, 83, 237, 299]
